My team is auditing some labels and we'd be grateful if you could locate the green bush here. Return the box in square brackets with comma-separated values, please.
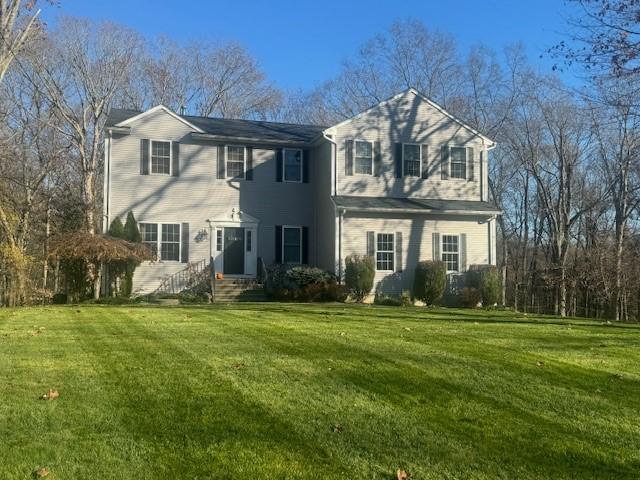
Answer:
[467, 265, 502, 306]
[345, 255, 375, 302]
[264, 264, 345, 302]
[413, 261, 446, 305]
[286, 266, 333, 288]
[374, 291, 413, 307]
[52, 293, 67, 305]
[460, 287, 481, 308]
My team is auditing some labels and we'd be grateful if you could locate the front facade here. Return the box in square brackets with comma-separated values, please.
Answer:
[103, 89, 499, 295]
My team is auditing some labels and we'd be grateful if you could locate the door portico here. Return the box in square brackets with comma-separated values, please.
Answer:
[208, 209, 259, 278]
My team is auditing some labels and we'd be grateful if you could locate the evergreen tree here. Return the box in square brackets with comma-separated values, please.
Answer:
[108, 217, 125, 238]
[124, 211, 141, 242]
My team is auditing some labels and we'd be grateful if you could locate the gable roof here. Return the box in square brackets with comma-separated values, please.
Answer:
[105, 107, 326, 144]
[333, 195, 501, 215]
[325, 88, 496, 147]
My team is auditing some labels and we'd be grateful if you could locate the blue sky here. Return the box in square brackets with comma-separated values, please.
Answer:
[41, 0, 576, 90]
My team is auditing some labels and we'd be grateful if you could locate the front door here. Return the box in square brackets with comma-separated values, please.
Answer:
[223, 227, 245, 275]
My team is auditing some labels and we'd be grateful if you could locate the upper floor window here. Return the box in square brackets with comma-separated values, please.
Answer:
[450, 147, 467, 179]
[354, 141, 373, 175]
[283, 226, 302, 263]
[441, 234, 459, 272]
[376, 233, 394, 271]
[151, 140, 171, 175]
[403, 144, 421, 177]
[226, 146, 246, 179]
[284, 149, 302, 182]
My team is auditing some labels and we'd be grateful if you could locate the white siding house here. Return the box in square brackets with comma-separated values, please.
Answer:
[104, 88, 499, 295]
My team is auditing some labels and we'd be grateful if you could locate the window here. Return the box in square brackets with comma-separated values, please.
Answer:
[354, 141, 373, 175]
[442, 234, 459, 272]
[450, 147, 467, 179]
[376, 233, 394, 271]
[151, 141, 171, 175]
[403, 144, 421, 177]
[216, 229, 222, 252]
[161, 224, 181, 261]
[226, 146, 245, 179]
[140, 223, 158, 259]
[283, 226, 302, 264]
[284, 149, 302, 182]
[246, 230, 252, 252]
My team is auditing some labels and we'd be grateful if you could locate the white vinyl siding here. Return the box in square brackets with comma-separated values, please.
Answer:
[375, 233, 394, 271]
[354, 140, 373, 175]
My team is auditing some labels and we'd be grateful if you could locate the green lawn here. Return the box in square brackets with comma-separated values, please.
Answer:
[1, 305, 639, 479]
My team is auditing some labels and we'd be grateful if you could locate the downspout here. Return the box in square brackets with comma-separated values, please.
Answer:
[102, 130, 112, 233]
[338, 208, 345, 281]
[322, 131, 337, 197]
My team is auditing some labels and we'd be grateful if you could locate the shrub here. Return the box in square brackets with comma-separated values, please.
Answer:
[285, 266, 333, 289]
[413, 260, 446, 305]
[264, 264, 344, 302]
[374, 291, 413, 307]
[460, 287, 481, 308]
[466, 265, 502, 306]
[345, 255, 375, 302]
[52, 293, 67, 305]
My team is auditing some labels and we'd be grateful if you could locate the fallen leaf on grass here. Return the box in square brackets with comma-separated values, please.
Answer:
[33, 467, 49, 478]
[536, 361, 544, 368]
[397, 469, 410, 479]
[41, 389, 59, 401]
[333, 423, 343, 433]
[233, 362, 246, 370]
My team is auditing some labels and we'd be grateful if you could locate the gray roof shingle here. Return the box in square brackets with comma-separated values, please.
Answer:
[105, 108, 326, 143]
[333, 196, 501, 214]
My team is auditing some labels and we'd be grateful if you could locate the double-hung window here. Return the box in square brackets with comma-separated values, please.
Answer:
[139, 222, 181, 261]
[151, 140, 171, 175]
[140, 223, 158, 259]
[450, 147, 467, 179]
[403, 144, 421, 177]
[283, 226, 302, 264]
[354, 140, 373, 175]
[441, 234, 459, 272]
[226, 146, 246, 179]
[283, 149, 302, 182]
[376, 233, 394, 271]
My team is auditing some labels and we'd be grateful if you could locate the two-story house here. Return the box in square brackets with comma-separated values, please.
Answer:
[103, 88, 500, 295]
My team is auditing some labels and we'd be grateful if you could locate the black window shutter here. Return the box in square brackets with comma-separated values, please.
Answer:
[275, 225, 282, 263]
[276, 149, 283, 182]
[441, 145, 449, 180]
[373, 141, 381, 176]
[302, 226, 309, 264]
[345, 140, 354, 176]
[395, 232, 402, 272]
[421, 144, 429, 179]
[140, 139, 149, 175]
[467, 146, 474, 181]
[432, 232, 441, 261]
[460, 233, 467, 271]
[302, 149, 310, 183]
[395, 143, 403, 178]
[181, 223, 189, 263]
[217, 145, 225, 179]
[172, 141, 179, 177]
[366, 231, 375, 257]
[246, 147, 253, 181]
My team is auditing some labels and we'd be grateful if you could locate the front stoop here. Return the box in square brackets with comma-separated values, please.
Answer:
[212, 279, 266, 302]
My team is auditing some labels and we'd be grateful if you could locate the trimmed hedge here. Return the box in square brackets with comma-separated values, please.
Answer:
[345, 255, 375, 302]
[264, 264, 346, 302]
[466, 265, 502, 306]
[413, 261, 447, 305]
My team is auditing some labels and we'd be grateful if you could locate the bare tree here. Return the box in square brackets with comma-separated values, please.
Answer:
[0, 0, 44, 83]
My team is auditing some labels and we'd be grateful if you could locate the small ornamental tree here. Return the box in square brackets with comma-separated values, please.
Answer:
[345, 254, 375, 302]
[413, 260, 446, 305]
[108, 218, 125, 238]
[121, 212, 142, 296]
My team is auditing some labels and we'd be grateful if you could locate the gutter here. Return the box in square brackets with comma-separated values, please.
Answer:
[106, 126, 131, 135]
[190, 132, 311, 147]
[330, 203, 502, 217]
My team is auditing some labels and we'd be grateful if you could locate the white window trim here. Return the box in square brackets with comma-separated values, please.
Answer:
[447, 145, 468, 180]
[441, 233, 460, 273]
[282, 225, 303, 264]
[140, 221, 181, 263]
[401, 143, 422, 178]
[375, 232, 395, 272]
[226, 145, 247, 180]
[149, 139, 172, 176]
[353, 139, 374, 176]
[282, 148, 303, 183]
